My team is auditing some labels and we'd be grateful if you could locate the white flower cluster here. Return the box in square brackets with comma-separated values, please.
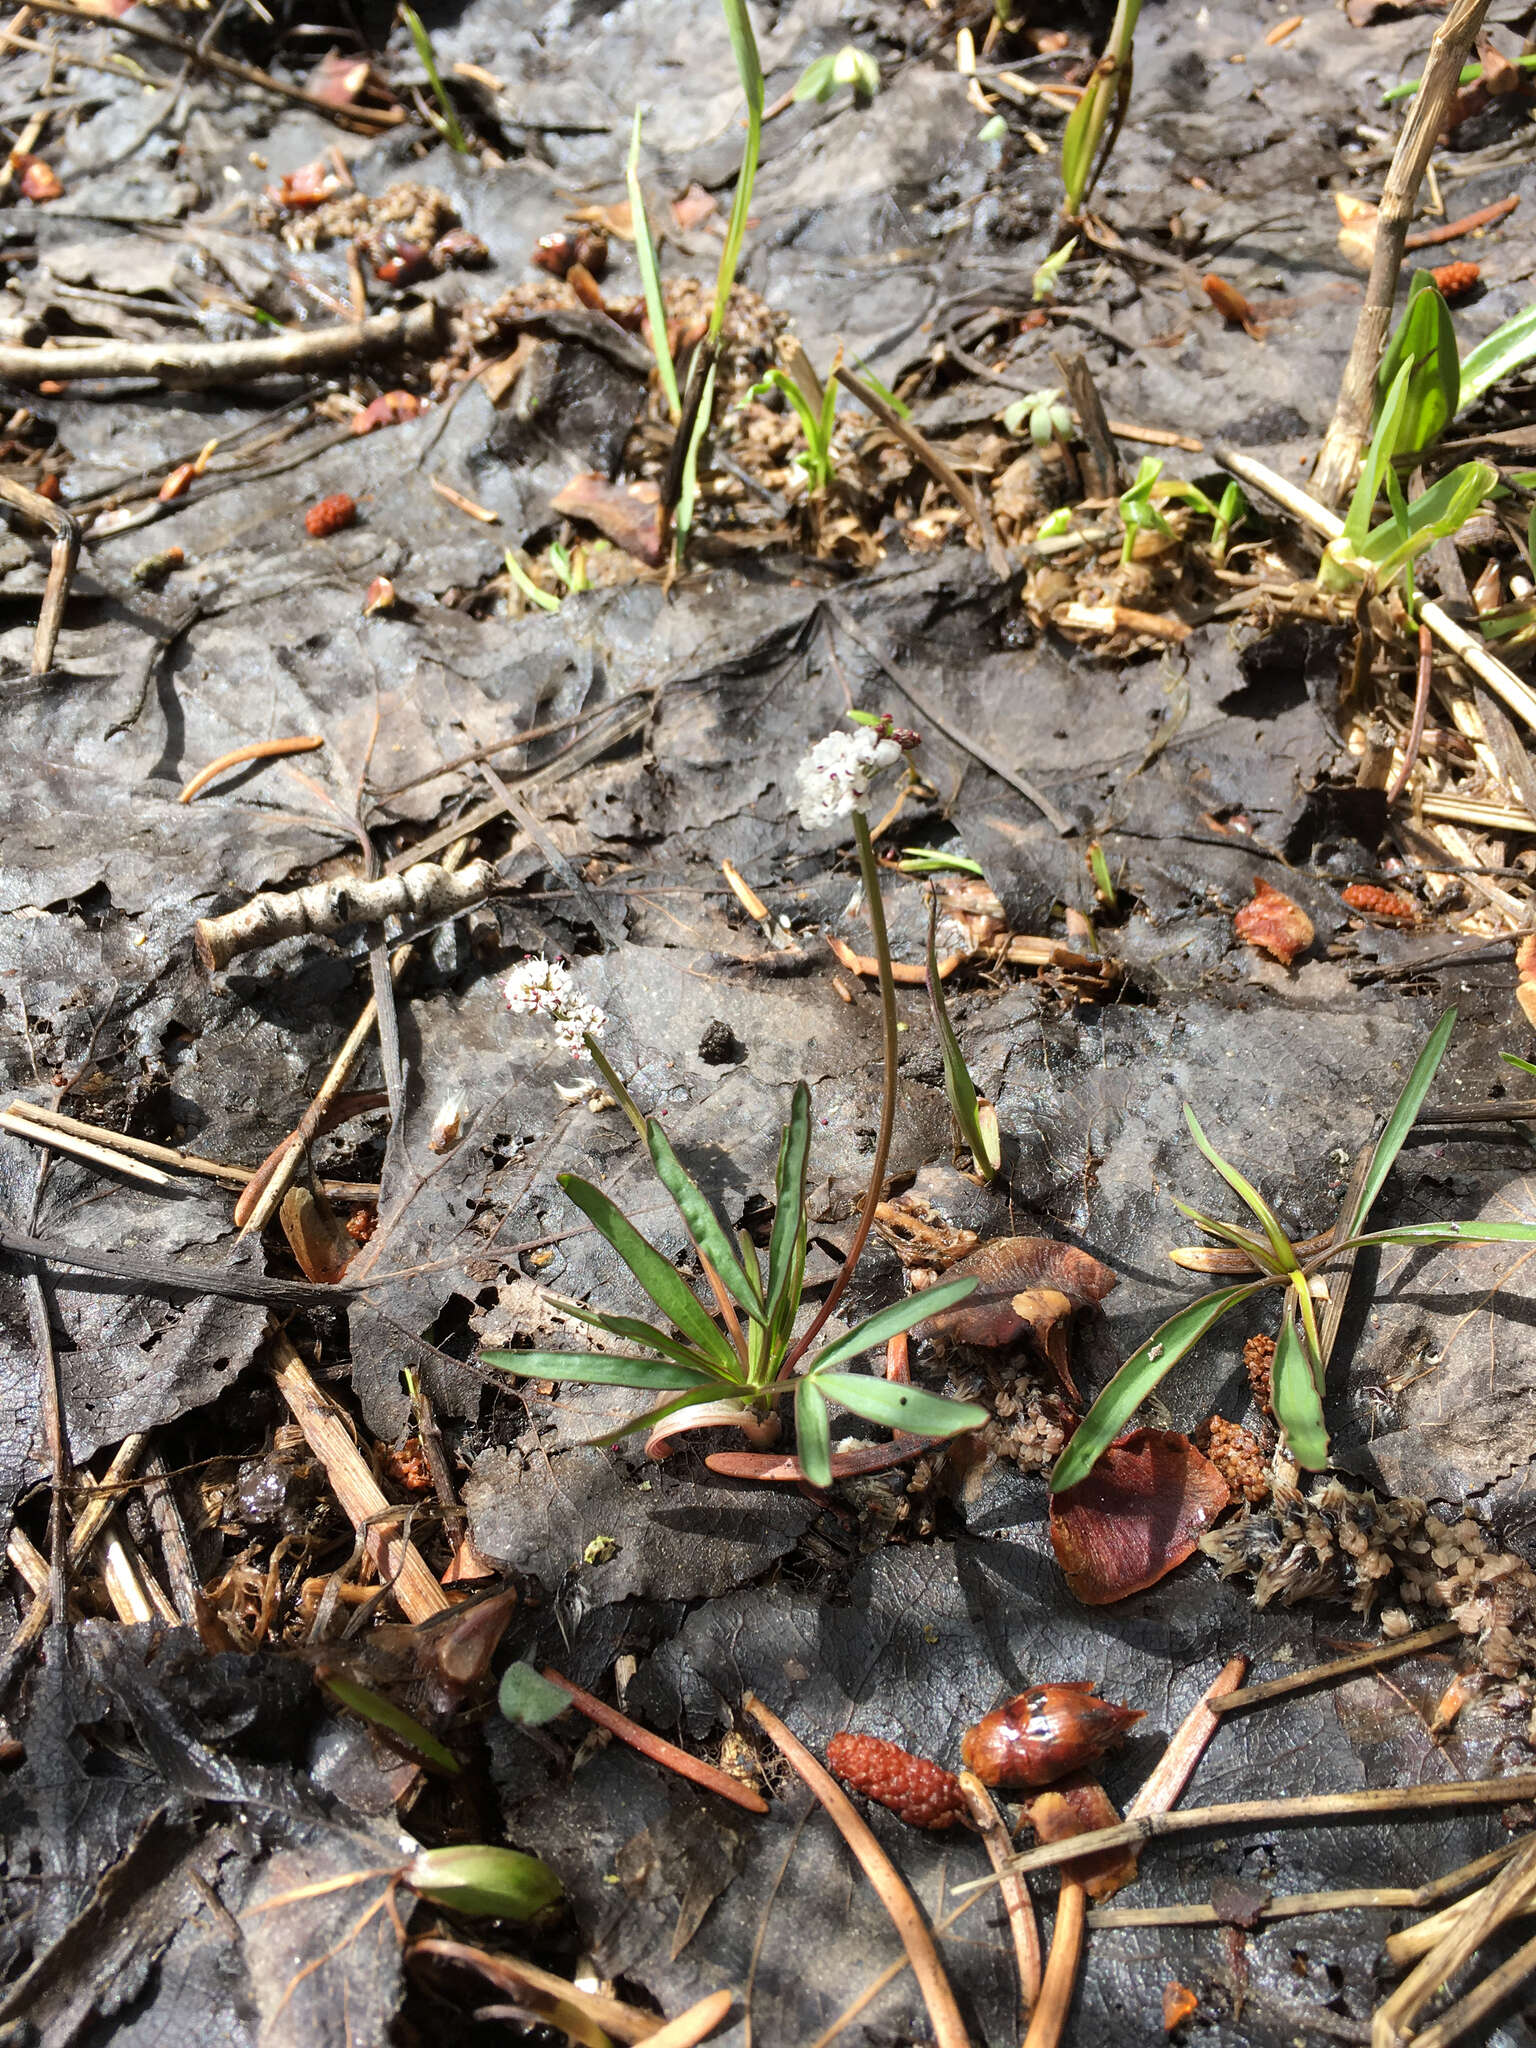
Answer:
[503, 956, 606, 1061]
[794, 727, 902, 831]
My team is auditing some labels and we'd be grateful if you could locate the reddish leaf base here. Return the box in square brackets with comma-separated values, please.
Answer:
[1050, 1428, 1230, 1605]
[705, 1436, 928, 1485]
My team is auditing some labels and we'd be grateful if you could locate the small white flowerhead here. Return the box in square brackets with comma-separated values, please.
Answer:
[795, 726, 901, 831]
[504, 955, 606, 1060]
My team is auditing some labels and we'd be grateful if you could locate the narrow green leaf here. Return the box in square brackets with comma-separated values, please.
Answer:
[319, 1673, 460, 1773]
[1270, 1294, 1329, 1470]
[646, 1121, 765, 1324]
[399, 2, 469, 153]
[1331, 1220, 1536, 1253]
[1502, 1052, 1536, 1077]
[1344, 357, 1413, 546]
[545, 1299, 728, 1378]
[765, 1082, 812, 1325]
[1169, 1198, 1285, 1272]
[484, 1348, 721, 1390]
[795, 1376, 832, 1487]
[1460, 302, 1536, 414]
[407, 1845, 562, 1921]
[581, 1034, 648, 1140]
[625, 108, 680, 421]
[1183, 1104, 1299, 1274]
[1050, 1282, 1265, 1492]
[809, 1273, 978, 1374]
[578, 1382, 747, 1448]
[927, 897, 999, 1177]
[556, 1174, 737, 1369]
[1346, 1008, 1457, 1236]
[814, 1372, 989, 1440]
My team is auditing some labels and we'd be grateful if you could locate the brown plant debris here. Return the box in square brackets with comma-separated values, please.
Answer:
[1233, 877, 1314, 966]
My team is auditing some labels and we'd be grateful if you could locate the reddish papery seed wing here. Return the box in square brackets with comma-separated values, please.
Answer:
[1024, 1772, 1137, 1899]
[551, 473, 664, 567]
[826, 1732, 966, 1830]
[1233, 877, 1313, 966]
[1050, 1427, 1230, 1605]
[921, 1236, 1117, 1350]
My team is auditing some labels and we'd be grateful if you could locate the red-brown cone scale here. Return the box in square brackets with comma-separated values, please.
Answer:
[826, 1731, 967, 1830]
[960, 1683, 1143, 1789]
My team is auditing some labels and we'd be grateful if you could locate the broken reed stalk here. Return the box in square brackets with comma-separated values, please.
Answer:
[6, 1433, 147, 1663]
[1091, 1840, 1523, 1927]
[178, 734, 325, 804]
[960, 1768, 1043, 2018]
[0, 474, 78, 674]
[141, 1450, 203, 1626]
[269, 1330, 450, 1624]
[832, 364, 1012, 580]
[634, 1990, 734, 2048]
[1208, 1624, 1460, 1717]
[194, 857, 497, 972]
[2, 1099, 378, 1201]
[1405, 1921, 1536, 2048]
[1213, 445, 1536, 733]
[0, 303, 438, 389]
[237, 837, 472, 1240]
[0, 1109, 170, 1187]
[1312, 0, 1492, 503]
[743, 1693, 970, 2048]
[1023, 1878, 1086, 2048]
[955, 1775, 1536, 1894]
[1373, 1831, 1536, 2044]
[540, 1669, 769, 1816]
[409, 1937, 667, 2043]
[1051, 350, 1123, 498]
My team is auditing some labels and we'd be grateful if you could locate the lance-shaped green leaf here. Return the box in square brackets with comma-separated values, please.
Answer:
[1270, 1291, 1329, 1469]
[813, 1371, 989, 1440]
[544, 1299, 730, 1379]
[1170, 1198, 1285, 1273]
[1375, 275, 1457, 460]
[1050, 1281, 1265, 1492]
[1356, 462, 1498, 583]
[556, 1173, 737, 1369]
[1183, 1105, 1299, 1274]
[1330, 1220, 1536, 1254]
[578, 1381, 752, 1448]
[646, 1119, 765, 1323]
[1345, 1007, 1457, 1236]
[484, 1349, 722, 1390]
[927, 898, 1000, 1178]
[318, 1673, 461, 1773]
[808, 1274, 977, 1374]
[765, 1082, 811, 1325]
[625, 108, 680, 421]
[795, 1375, 832, 1487]
[1502, 1051, 1536, 1078]
[407, 1845, 563, 1921]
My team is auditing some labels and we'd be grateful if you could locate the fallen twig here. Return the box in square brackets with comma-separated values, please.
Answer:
[1023, 1874, 1085, 2048]
[961, 1768, 1043, 2020]
[640, 1990, 735, 2048]
[1214, 445, 1536, 733]
[1404, 194, 1518, 248]
[0, 474, 78, 674]
[542, 1668, 769, 1815]
[1127, 1655, 1247, 1819]
[833, 363, 1011, 580]
[0, 1109, 169, 1187]
[1208, 1624, 1460, 1717]
[826, 933, 961, 983]
[178, 735, 325, 804]
[410, 1937, 666, 2042]
[1385, 621, 1435, 806]
[1374, 1832, 1536, 2044]
[2, 1100, 377, 1202]
[194, 857, 497, 972]
[0, 304, 439, 390]
[3, 1433, 147, 1670]
[270, 1330, 450, 1624]
[1313, 0, 1492, 501]
[954, 1776, 1536, 1893]
[743, 1693, 969, 2048]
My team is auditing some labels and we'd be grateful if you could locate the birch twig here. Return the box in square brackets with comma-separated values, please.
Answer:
[194, 858, 497, 971]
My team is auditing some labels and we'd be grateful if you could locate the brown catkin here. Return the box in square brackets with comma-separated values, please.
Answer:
[826, 1732, 967, 1830]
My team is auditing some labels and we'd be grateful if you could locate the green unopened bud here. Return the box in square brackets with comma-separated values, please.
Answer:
[406, 1844, 563, 1920]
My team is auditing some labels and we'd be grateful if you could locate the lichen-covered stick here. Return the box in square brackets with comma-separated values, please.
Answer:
[194, 858, 498, 972]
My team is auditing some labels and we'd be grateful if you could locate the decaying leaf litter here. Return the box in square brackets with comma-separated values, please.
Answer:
[14, 0, 1536, 2038]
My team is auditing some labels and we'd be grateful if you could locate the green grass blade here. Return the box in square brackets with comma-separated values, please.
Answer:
[1346, 1008, 1457, 1236]
[625, 108, 680, 421]
[709, 0, 764, 343]
[556, 1173, 738, 1368]
[814, 1372, 989, 1440]
[1050, 1282, 1265, 1492]
[1270, 1293, 1329, 1469]
[927, 897, 999, 1177]
[672, 355, 717, 560]
[1182, 1105, 1298, 1273]
[769, 1208, 808, 1355]
[545, 1299, 727, 1377]
[319, 1673, 461, 1773]
[646, 1121, 766, 1324]
[581, 1033, 648, 1142]
[1331, 1220, 1536, 1253]
[1344, 357, 1412, 546]
[765, 1082, 812, 1324]
[483, 1348, 722, 1390]
[809, 1274, 977, 1373]
[1460, 303, 1536, 413]
[503, 549, 561, 614]
[399, 2, 468, 152]
[795, 1376, 832, 1486]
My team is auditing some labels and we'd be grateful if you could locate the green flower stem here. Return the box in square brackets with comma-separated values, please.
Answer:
[775, 806, 898, 1380]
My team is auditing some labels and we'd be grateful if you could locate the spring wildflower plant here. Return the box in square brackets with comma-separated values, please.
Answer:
[485, 715, 989, 1486]
[504, 957, 607, 1061]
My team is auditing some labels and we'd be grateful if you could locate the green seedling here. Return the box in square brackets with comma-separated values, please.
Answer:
[547, 541, 590, 593]
[675, 0, 764, 559]
[896, 847, 985, 877]
[794, 44, 880, 104]
[1051, 1009, 1536, 1491]
[1086, 840, 1116, 907]
[1032, 237, 1077, 303]
[497, 1663, 572, 1728]
[406, 1845, 563, 1920]
[1004, 386, 1073, 448]
[750, 350, 841, 493]
[1209, 479, 1247, 565]
[625, 108, 681, 422]
[1372, 273, 1459, 462]
[1060, 0, 1142, 216]
[319, 1672, 461, 1773]
[926, 898, 1001, 1181]
[1458, 302, 1536, 413]
[503, 548, 561, 614]
[399, 3, 468, 153]
[1383, 51, 1536, 102]
[1118, 455, 1174, 564]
